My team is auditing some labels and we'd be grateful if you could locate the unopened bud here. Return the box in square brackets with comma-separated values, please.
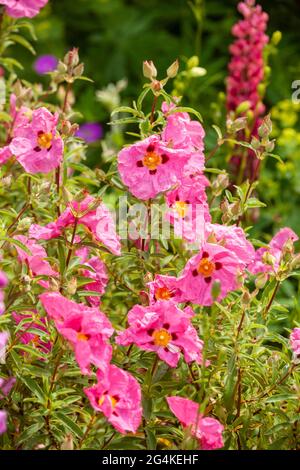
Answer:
[265, 140, 275, 153]
[66, 277, 77, 295]
[187, 56, 199, 69]
[241, 290, 251, 306]
[236, 101, 251, 115]
[188, 67, 206, 78]
[61, 434, 74, 450]
[73, 63, 84, 77]
[255, 272, 268, 289]
[262, 250, 276, 266]
[64, 48, 79, 67]
[272, 30, 282, 46]
[258, 114, 272, 139]
[143, 60, 157, 79]
[167, 59, 179, 78]
[139, 290, 149, 306]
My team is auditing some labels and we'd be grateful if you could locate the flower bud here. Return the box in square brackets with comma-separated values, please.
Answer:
[262, 251, 276, 266]
[143, 60, 157, 79]
[167, 59, 179, 78]
[64, 48, 79, 67]
[188, 67, 206, 78]
[258, 114, 272, 139]
[272, 30, 282, 46]
[73, 63, 84, 77]
[255, 272, 268, 289]
[67, 277, 77, 295]
[187, 56, 199, 69]
[236, 100, 251, 115]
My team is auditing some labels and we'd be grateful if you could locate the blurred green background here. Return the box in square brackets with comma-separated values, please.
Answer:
[13, 0, 300, 235]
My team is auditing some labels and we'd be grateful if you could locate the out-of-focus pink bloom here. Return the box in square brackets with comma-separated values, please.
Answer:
[34, 55, 58, 75]
[40, 292, 113, 374]
[0, 376, 16, 398]
[0, 147, 11, 165]
[205, 223, 255, 267]
[116, 301, 203, 368]
[76, 247, 108, 307]
[12, 311, 52, 357]
[0, 271, 8, 289]
[1, 0, 48, 18]
[14, 235, 58, 278]
[179, 243, 241, 306]
[165, 173, 210, 243]
[249, 227, 298, 275]
[0, 291, 4, 316]
[0, 331, 9, 362]
[118, 135, 191, 200]
[0, 410, 7, 435]
[84, 364, 142, 434]
[147, 274, 185, 305]
[167, 396, 224, 450]
[9, 107, 63, 174]
[29, 195, 121, 256]
[290, 328, 300, 356]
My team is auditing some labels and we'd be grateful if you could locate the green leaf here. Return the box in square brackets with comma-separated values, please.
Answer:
[55, 412, 84, 439]
[3, 237, 32, 255]
[19, 376, 46, 403]
[9, 34, 35, 55]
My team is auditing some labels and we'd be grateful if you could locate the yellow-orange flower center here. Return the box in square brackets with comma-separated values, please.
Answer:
[142, 151, 162, 170]
[155, 287, 172, 301]
[77, 332, 89, 341]
[98, 395, 118, 408]
[152, 328, 172, 347]
[197, 258, 215, 277]
[174, 201, 188, 218]
[37, 132, 53, 150]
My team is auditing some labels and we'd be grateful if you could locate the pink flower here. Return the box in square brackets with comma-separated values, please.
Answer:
[0, 377, 16, 398]
[205, 223, 255, 267]
[290, 328, 300, 356]
[1, 0, 48, 18]
[249, 227, 299, 275]
[147, 274, 185, 305]
[76, 247, 108, 307]
[0, 271, 8, 289]
[179, 243, 241, 306]
[14, 235, 58, 279]
[84, 364, 142, 434]
[116, 301, 203, 368]
[118, 135, 191, 200]
[9, 107, 63, 174]
[167, 396, 224, 450]
[162, 103, 205, 175]
[0, 410, 7, 435]
[226, 0, 269, 179]
[0, 147, 11, 165]
[40, 292, 113, 374]
[29, 195, 121, 256]
[165, 173, 211, 243]
[12, 311, 52, 357]
[0, 331, 9, 362]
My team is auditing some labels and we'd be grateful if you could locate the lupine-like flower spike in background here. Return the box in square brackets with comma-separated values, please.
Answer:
[0, 0, 299, 452]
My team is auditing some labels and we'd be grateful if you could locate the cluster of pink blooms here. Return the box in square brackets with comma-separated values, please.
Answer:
[0, 97, 63, 175]
[290, 328, 300, 357]
[226, 0, 269, 178]
[0, 0, 48, 19]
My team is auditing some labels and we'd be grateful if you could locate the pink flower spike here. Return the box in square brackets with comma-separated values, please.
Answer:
[1, 0, 48, 19]
[39, 292, 113, 374]
[290, 328, 300, 356]
[84, 364, 142, 434]
[167, 396, 224, 450]
[9, 107, 63, 174]
[116, 301, 203, 368]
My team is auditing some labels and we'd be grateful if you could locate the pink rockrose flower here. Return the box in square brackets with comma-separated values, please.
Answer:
[12, 311, 52, 357]
[9, 107, 63, 174]
[167, 396, 224, 450]
[40, 292, 113, 374]
[14, 235, 58, 278]
[249, 227, 299, 275]
[205, 223, 255, 267]
[116, 301, 203, 368]
[29, 195, 121, 256]
[76, 247, 108, 307]
[147, 274, 185, 305]
[0, 410, 7, 435]
[84, 364, 142, 434]
[0, 376, 16, 398]
[0, 291, 5, 316]
[165, 173, 211, 243]
[290, 328, 300, 357]
[118, 135, 191, 200]
[179, 243, 241, 306]
[0, 0, 48, 18]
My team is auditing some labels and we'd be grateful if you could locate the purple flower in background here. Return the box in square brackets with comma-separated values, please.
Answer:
[0, 377, 16, 398]
[0, 410, 7, 435]
[76, 122, 103, 143]
[34, 55, 58, 75]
